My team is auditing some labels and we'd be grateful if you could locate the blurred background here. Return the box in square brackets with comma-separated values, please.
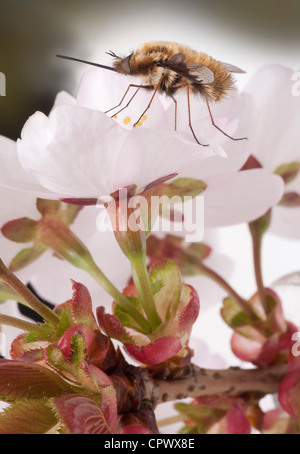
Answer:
[0, 0, 299, 140]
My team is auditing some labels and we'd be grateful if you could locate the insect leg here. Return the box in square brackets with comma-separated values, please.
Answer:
[187, 85, 209, 147]
[105, 84, 152, 114]
[205, 97, 247, 141]
[133, 74, 165, 127]
[169, 95, 177, 131]
[110, 87, 141, 117]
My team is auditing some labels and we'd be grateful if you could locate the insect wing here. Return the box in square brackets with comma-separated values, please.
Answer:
[185, 63, 214, 83]
[219, 61, 246, 73]
[159, 53, 214, 84]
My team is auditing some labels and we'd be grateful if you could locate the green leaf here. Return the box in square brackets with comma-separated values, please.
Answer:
[114, 296, 145, 332]
[54, 308, 73, 339]
[45, 344, 75, 377]
[221, 296, 252, 328]
[0, 398, 58, 434]
[9, 243, 47, 272]
[70, 332, 87, 364]
[151, 280, 164, 295]
[150, 260, 182, 321]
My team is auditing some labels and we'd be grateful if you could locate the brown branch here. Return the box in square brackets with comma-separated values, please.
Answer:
[152, 363, 287, 406]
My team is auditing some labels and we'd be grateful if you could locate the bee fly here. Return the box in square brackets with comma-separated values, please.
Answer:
[57, 41, 247, 146]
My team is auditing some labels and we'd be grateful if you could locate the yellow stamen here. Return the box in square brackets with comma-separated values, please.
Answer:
[123, 116, 131, 125]
[135, 115, 147, 126]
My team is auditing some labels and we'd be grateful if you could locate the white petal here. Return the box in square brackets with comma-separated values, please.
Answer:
[202, 169, 285, 227]
[244, 65, 300, 170]
[182, 147, 248, 180]
[17, 105, 130, 198]
[114, 127, 219, 193]
[52, 90, 77, 108]
[0, 136, 55, 197]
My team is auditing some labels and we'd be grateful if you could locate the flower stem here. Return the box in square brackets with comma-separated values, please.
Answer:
[88, 260, 152, 332]
[196, 262, 254, 318]
[0, 313, 46, 335]
[131, 253, 162, 330]
[248, 219, 268, 314]
[0, 259, 59, 327]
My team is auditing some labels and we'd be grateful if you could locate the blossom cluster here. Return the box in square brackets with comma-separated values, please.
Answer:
[0, 62, 299, 434]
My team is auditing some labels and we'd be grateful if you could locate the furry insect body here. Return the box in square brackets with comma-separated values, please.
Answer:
[112, 41, 240, 101]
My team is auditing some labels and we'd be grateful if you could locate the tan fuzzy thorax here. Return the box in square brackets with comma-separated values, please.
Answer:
[113, 41, 235, 101]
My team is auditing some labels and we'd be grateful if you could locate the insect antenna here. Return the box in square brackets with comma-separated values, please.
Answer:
[56, 54, 118, 73]
[105, 50, 121, 59]
[205, 97, 248, 141]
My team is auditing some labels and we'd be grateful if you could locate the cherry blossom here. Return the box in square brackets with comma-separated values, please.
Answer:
[215, 65, 300, 238]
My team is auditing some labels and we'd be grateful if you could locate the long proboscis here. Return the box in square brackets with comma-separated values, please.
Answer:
[56, 54, 118, 72]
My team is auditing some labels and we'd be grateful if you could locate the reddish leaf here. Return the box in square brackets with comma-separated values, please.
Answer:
[226, 404, 251, 434]
[124, 337, 181, 365]
[57, 325, 94, 361]
[120, 425, 153, 434]
[231, 332, 262, 363]
[96, 307, 133, 343]
[122, 284, 138, 298]
[77, 363, 117, 427]
[101, 385, 118, 429]
[254, 333, 280, 367]
[0, 360, 73, 402]
[10, 333, 45, 362]
[0, 398, 58, 434]
[262, 408, 299, 434]
[51, 394, 115, 434]
[278, 370, 300, 419]
[177, 284, 200, 334]
[147, 234, 211, 277]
